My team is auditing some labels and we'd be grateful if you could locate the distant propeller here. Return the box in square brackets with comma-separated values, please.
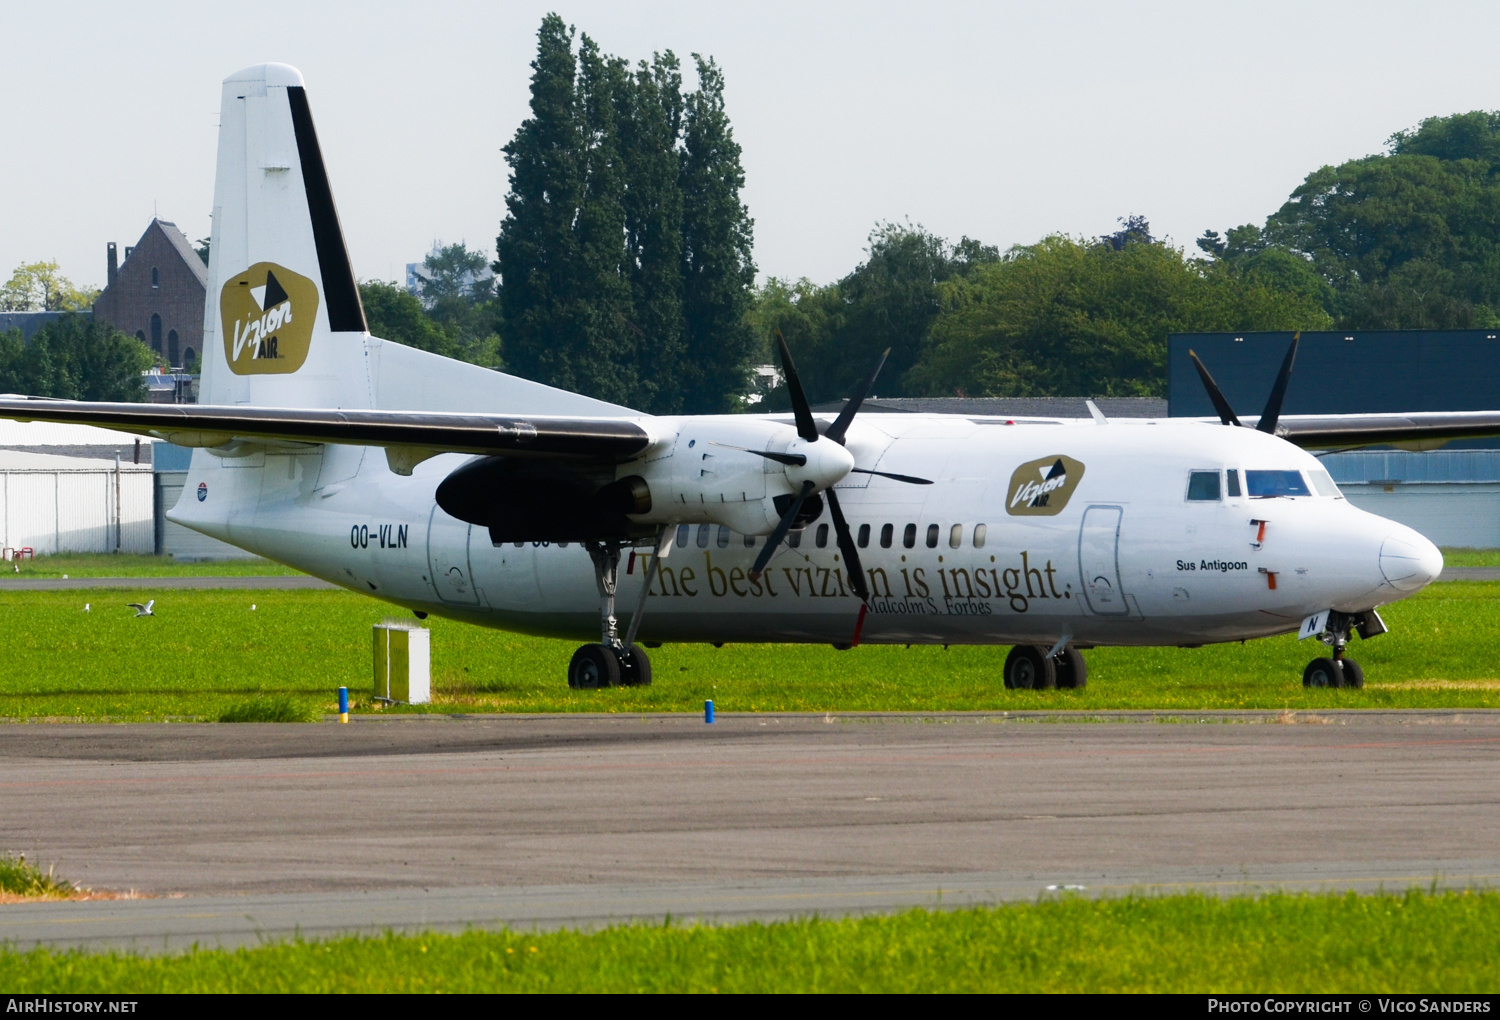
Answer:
[746, 333, 927, 599]
[1257, 332, 1300, 435]
[1188, 332, 1301, 435]
[1187, 349, 1242, 427]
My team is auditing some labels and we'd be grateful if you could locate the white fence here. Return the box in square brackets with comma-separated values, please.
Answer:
[0, 460, 154, 555]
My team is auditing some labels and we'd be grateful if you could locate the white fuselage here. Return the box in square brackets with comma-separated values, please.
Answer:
[169, 413, 1442, 648]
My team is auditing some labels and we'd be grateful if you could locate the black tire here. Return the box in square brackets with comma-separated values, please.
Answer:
[1055, 645, 1088, 690]
[1303, 657, 1340, 688]
[1004, 645, 1056, 690]
[619, 646, 653, 687]
[568, 644, 621, 689]
[1339, 657, 1364, 690]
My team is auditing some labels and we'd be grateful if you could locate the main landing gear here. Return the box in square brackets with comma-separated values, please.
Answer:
[1302, 610, 1375, 690]
[1003, 644, 1087, 690]
[568, 539, 656, 690]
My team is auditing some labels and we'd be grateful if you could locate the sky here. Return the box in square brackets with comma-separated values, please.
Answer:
[4, 1, 1500, 293]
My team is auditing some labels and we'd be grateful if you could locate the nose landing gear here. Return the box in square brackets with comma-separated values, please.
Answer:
[1302, 610, 1371, 689]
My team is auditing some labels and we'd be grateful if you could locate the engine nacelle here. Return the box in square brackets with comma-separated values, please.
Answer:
[436, 456, 655, 544]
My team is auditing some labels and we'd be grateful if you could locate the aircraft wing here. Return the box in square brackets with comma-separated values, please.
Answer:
[1257, 411, 1500, 451]
[0, 397, 652, 462]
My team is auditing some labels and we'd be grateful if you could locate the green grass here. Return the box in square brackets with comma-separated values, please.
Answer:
[0, 581, 1498, 719]
[1442, 548, 1500, 568]
[0, 854, 73, 899]
[2, 891, 1496, 992]
[217, 696, 319, 723]
[2, 553, 302, 578]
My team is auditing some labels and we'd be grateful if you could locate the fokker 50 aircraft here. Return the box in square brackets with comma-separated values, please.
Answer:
[8, 63, 1495, 691]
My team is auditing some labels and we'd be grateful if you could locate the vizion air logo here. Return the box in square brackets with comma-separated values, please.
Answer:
[220, 262, 319, 375]
[1005, 455, 1086, 516]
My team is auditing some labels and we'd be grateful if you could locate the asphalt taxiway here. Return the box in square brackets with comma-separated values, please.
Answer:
[1, 711, 1496, 951]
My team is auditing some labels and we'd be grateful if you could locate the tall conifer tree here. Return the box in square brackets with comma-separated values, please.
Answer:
[679, 56, 757, 414]
[498, 21, 756, 412]
[619, 53, 687, 413]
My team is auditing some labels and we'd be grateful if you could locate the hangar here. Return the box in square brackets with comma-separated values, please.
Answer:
[1170, 330, 1500, 547]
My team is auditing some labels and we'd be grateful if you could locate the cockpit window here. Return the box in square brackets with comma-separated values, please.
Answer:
[1306, 468, 1342, 498]
[1246, 469, 1311, 498]
[1187, 471, 1221, 501]
[1226, 469, 1242, 497]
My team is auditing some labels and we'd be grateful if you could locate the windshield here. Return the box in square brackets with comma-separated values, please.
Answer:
[1245, 469, 1311, 498]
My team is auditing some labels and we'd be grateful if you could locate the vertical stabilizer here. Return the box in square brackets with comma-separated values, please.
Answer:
[201, 63, 372, 410]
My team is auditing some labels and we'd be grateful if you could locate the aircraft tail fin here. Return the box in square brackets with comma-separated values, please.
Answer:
[201, 64, 633, 418]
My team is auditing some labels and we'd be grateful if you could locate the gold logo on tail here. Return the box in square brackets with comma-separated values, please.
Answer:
[1005, 455, 1086, 516]
[220, 262, 318, 375]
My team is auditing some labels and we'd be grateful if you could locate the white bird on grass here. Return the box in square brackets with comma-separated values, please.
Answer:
[126, 600, 155, 617]
[83, 603, 90, 612]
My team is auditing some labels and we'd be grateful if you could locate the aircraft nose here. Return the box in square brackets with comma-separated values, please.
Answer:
[1379, 527, 1443, 592]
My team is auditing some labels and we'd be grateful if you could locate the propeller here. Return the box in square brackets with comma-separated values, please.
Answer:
[744, 333, 928, 601]
[1257, 332, 1300, 435]
[1188, 332, 1301, 435]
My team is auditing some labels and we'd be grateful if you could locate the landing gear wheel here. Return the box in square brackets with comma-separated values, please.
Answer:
[1004, 645, 1057, 690]
[569, 644, 621, 689]
[1303, 657, 1340, 688]
[1339, 657, 1364, 690]
[618, 646, 653, 687]
[1055, 645, 1088, 690]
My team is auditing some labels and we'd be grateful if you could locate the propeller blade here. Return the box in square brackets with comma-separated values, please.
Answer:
[1187, 349, 1242, 427]
[1257, 332, 1300, 435]
[707, 442, 807, 467]
[776, 331, 820, 443]
[825, 488, 869, 602]
[849, 468, 933, 485]
[824, 348, 890, 446]
[749, 479, 815, 580]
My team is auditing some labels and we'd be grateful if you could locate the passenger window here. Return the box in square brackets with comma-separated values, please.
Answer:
[926, 524, 940, 548]
[788, 529, 802, 548]
[676, 524, 690, 548]
[858, 523, 870, 548]
[973, 523, 987, 549]
[717, 525, 730, 548]
[697, 524, 711, 548]
[815, 524, 829, 548]
[1306, 468, 1341, 498]
[949, 524, 963, 549]
[1187, 471, 1222, 501]
[1226, 469, 1242, 498]
[1246, 470, 1311, 498]
[903, 523, 917, 549]
[881, 524, 894, 549]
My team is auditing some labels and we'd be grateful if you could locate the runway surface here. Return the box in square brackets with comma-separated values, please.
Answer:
[1, 711, 1497, 952]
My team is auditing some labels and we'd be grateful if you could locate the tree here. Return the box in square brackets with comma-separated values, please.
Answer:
[0, 261, 97, 312]
[1262, 111, 1500, 327]
[747, 223, 998, 405]
[359, 281, 458, 358]
[619, 52, 687, 412]
[0, 315, 152, 401]
[906, 234, 1331, 399]
[496, 17, 640, 406]
[677, 55, 757, 414]
[496, 20, 757, 413]
[417, 242, 494, 305]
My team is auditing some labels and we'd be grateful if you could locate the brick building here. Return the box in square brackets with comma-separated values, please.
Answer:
[92, 219, 207, 370]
